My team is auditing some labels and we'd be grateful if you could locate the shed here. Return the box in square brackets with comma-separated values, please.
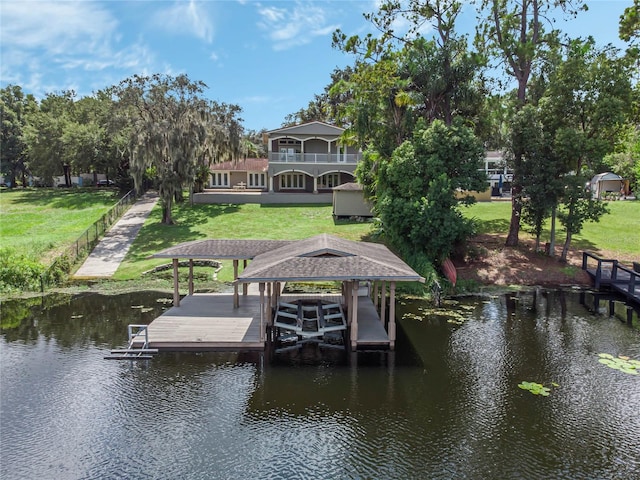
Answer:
[590, 172, 624, 199]
[332, 182, 373, 218]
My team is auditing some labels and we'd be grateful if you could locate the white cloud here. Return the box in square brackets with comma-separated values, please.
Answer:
[0, 1, 118, 54]
[151, 0, 215, 43]
[256, 1, 340, 51]
[0, 1, 156, 97]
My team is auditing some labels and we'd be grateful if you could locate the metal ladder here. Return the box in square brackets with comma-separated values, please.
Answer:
[104, 324, 158, 360]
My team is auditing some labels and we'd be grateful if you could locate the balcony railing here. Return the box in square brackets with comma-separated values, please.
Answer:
[270, 153, 360, 164]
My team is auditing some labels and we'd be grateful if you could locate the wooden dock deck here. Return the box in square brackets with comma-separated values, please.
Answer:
[144, 292, 390, 352]
[582, 252, 640, 309]
[355, 296, 391, 347]
[146, 293, 263, 351]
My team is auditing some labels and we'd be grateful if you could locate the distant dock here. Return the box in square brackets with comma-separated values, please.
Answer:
[582, 252, 640, 321]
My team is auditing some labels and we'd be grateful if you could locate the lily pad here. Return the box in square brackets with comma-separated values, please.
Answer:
[518, 381, 551, 396]
[597, 353, 639, 375]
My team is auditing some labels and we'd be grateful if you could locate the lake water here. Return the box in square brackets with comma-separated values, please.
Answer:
[1, 290, 639, 480]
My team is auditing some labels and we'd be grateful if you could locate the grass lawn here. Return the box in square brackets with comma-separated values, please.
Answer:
[464, 199, 640, 259]
[0, 188, 123, 262]
[114, 202, 374, 281]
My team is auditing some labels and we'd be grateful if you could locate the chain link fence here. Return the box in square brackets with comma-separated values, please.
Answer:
[40, 190, 137, 291]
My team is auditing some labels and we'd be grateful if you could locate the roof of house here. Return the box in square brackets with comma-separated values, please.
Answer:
[151, 234, 424, 283]
[210, 158, 268, 172]
[267, 121, 344, 138]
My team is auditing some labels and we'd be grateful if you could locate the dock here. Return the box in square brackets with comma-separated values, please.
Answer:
[582, 252, 640, 318]
[131, 292, 391, 352]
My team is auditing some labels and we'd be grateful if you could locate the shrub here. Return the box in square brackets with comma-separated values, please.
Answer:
[0, 247, 46, 293]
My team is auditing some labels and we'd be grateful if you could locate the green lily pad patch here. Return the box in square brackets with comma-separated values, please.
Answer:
[597, 353, 639, 375]
[518, 381, 553, 396]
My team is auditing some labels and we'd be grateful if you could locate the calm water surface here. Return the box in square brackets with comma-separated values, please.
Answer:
[1, 290, 639, 480]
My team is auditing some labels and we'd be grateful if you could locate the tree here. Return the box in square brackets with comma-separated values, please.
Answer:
[23, 91, 76, 186]
[0, 85, 36, 187]
[108, 74, 243, 224]
[557, 174, 609, 262]
[369, 119, 487, 267]
[475, 0, 585, 247]
[603, 126, 640, 195]
[620, 0, 640, 60]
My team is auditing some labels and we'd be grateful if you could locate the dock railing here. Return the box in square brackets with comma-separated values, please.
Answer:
[582, 252, 619, 289]
[612, 264, 639, 296]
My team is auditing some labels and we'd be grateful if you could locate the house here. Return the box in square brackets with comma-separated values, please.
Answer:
[209, 121, 361, 193]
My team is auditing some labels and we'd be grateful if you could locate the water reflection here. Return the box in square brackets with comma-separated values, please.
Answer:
[1, 290, 639, 479]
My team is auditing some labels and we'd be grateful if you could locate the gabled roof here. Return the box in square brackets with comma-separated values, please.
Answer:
[210, 158, 268, 172]
[151, 234, 424, 283]
[591, 172, 623, 182]
[151, 239, 293, 260]
[238, 234, 424, 283]
[267, 121, 344, 137]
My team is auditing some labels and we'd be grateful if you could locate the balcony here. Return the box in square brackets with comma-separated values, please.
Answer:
[270, 153, 361, 164]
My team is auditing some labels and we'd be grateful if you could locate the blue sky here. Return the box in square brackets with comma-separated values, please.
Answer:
[0, 0, 632, 131]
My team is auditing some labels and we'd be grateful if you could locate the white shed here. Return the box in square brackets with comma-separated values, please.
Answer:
[590, 172, 624, 199]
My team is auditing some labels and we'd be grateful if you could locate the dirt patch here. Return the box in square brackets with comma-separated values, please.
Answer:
[454, 234, 593, 288]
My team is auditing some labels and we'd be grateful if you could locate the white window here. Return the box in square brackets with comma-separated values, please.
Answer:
[211, 172, 229, 187]
[318, 173, 340, 189]
[248, 173, 266, 188]
[280, 173, 305, 189]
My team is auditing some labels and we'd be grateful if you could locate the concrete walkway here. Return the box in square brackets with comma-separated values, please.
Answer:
[73, 192, 159, 279]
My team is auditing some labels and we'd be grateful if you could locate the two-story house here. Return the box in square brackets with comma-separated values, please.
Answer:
[209, 121, 361, 193]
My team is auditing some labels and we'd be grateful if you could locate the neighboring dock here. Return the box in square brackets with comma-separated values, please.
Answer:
[582, 252, 640, 318]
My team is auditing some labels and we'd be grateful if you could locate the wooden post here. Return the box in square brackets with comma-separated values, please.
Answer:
[373, 282, 379, 309]
[259, 282, 265, 342]
[351, 280, 359, 351]
[188, 259, 194, 295]
[233, 260, 239, 308]
[380, 281, 387, 325]
[243, 259, 248, 295]
[389, 282, 396, 350]
[267, 283, 272, 326]
[172, 258, 180, 307]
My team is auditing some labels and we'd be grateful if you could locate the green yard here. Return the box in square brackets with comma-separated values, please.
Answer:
[463, 200, 640, 260]
[115, 202, 374, 281]
[0, 188, 122, 262]
[1, 189, 637, 287]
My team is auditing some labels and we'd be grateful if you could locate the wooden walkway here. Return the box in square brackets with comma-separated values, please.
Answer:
[582, 252, 640, 308]
[143, 292, 390, 352]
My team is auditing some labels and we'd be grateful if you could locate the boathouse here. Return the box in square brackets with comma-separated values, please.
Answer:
[140, 234, 424, 353]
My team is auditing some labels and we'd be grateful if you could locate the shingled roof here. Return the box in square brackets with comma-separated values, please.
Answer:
[151, 234, 423, 283]
[238, 234, 423, 283]
[151, 239, 293, 260]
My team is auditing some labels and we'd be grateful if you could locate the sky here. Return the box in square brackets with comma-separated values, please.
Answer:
[0, 0, 633, 132]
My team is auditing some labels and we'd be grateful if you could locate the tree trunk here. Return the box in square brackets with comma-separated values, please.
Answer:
[560, 232, 571, 263]
[162, 197, 174, 225]
[505, 185, 522, 246]
[549, 206, 557, 257]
